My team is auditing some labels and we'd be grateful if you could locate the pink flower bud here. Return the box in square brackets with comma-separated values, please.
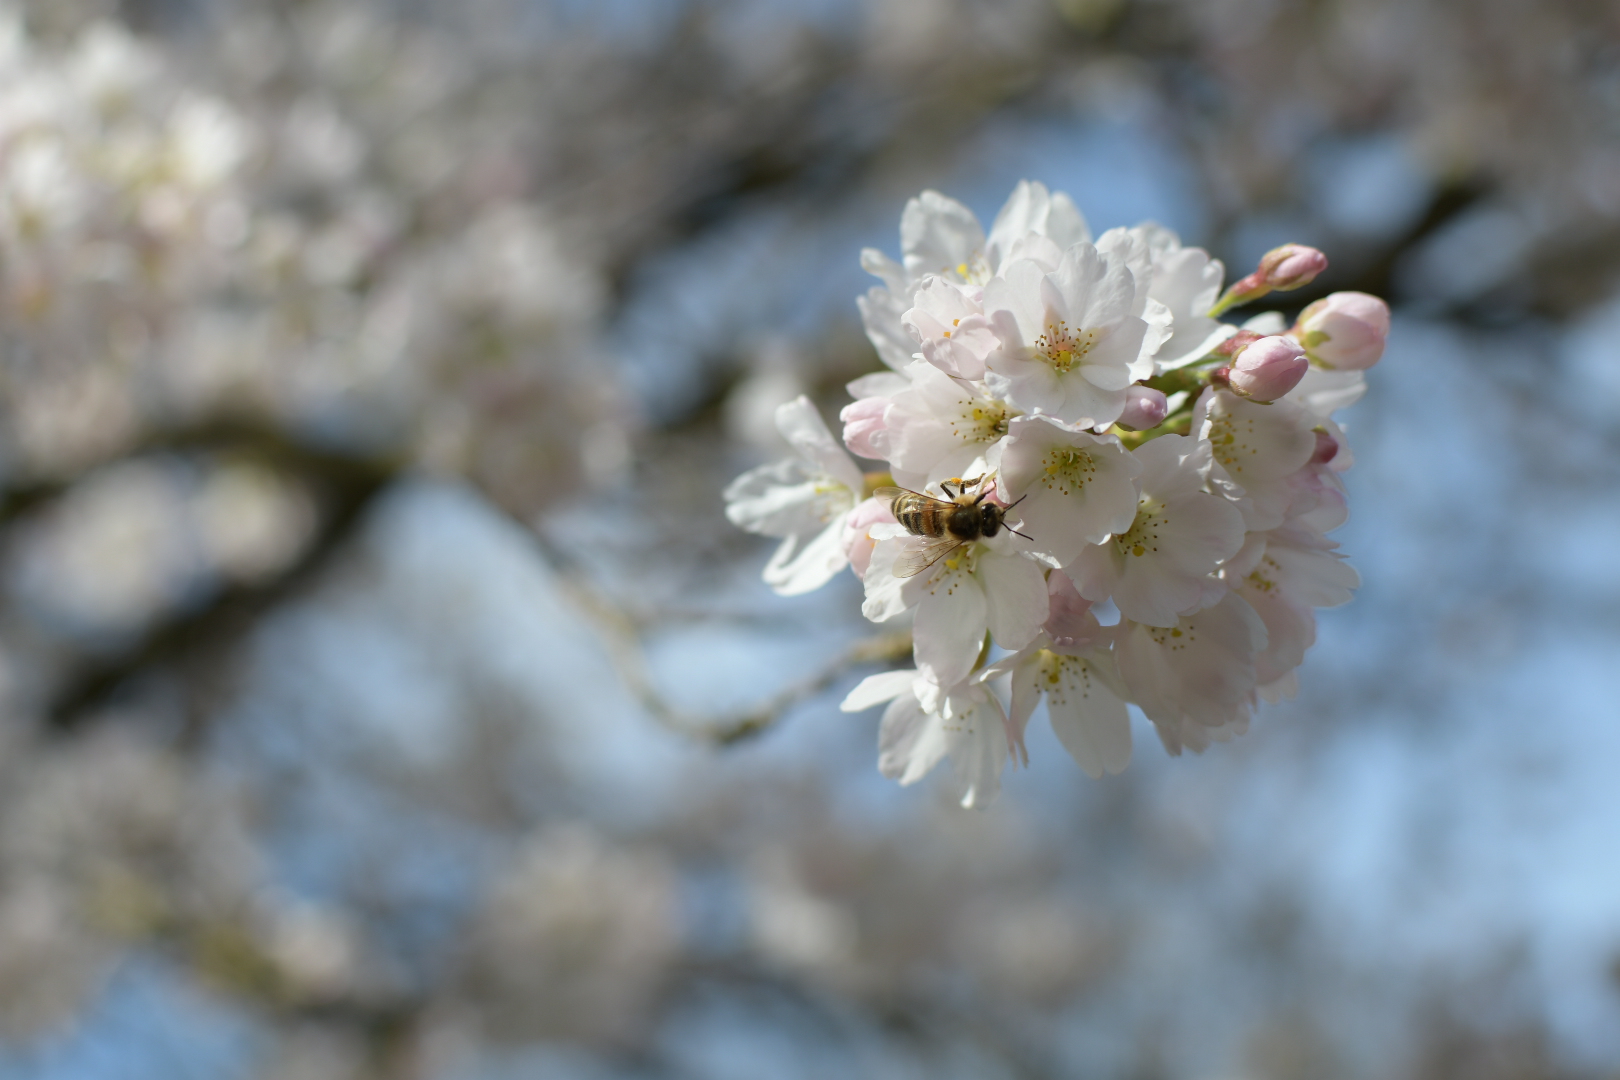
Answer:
[1257, 244, 1328, 291]
[1208, 244, 1330, 316]
[1293, 291, 1389, 370]
[1228, 335, 1308, 401]
[1213, 329, 1263, 357]
[839, 397, 892, 459]
[1117, 385, 1168, 430]
[840, 496, 896, 579]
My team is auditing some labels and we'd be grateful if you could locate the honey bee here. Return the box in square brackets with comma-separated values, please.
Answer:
[874, 476, 1032, 578]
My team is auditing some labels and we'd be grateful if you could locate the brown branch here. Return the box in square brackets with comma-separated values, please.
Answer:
[27, 420, 403, 735]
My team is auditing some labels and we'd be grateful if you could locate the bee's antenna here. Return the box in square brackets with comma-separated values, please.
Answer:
[1003, 493, 1027, 510]
[1007, 526, 1035, 542]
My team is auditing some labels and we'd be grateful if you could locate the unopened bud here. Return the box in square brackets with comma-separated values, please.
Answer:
[1209, 243, 1329, 317]
[1116, 385, 1169, 430]
[839, 397, 892, 459]
[1213, 329, 1263, 357]
[1293, 291, 1389, 370]
[1228, 335, 1308, 401]
[1257, 244, 1328, 290]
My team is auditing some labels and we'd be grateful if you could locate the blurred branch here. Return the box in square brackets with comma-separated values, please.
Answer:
[29, 421, 403, 735]
[534, 535, 910, 745]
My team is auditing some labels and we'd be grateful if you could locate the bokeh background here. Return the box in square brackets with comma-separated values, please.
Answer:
[0, 0, 1617, 1077]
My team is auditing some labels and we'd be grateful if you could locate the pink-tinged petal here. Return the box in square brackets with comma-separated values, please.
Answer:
[1116, 594, 1266, 754]
[1044, 571, 1106, 648]
[1119, 385, 1168, 431]
[1294, 291, 1388, 370]
[840, 497, 896, 580]
[1228, 335, 1309, 401]
[1194, 388, 1316, 531]
[839, 396, 893, 460]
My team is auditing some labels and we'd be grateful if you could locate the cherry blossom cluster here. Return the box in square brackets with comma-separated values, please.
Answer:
[726, 181, 1388, 807]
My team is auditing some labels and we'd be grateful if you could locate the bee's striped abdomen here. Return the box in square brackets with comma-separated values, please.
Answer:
[894, 494, 946, 537]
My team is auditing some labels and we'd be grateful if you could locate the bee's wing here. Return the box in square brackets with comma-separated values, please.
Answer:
[872, 485, 942, 509]
[894, 536, 965, 579]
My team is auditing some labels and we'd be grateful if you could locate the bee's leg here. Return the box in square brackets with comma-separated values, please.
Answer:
[940, 480, 957, 498]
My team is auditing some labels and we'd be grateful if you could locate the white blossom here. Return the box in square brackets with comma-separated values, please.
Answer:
[1194, 387, 1317, 531]
[983, 620, 1132, 780]
[724, 396, 865, 596]
[982, 243, 1149, 428]
[738, 178, 1385, 805]
[1065, 433, 1246, 627]
[996, 415, 1142, 567]
[1115, 592, 1268, 755]
[842, 668, 1014, 809]
[862, 526, 1047, 688]
[883, 360, 1018, 489]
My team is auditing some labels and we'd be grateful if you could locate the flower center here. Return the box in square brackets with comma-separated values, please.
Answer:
[950, 254, 993, 286]
[1039, 446, 1097, 496]
[922, 541, 981, 594]
[1205, 406, 1263, 478]
[1113, 497, 1166, 558]
[1144, 623, 1192, 649]
[1036, 650, 1102, 705]
[1035, 320, 1099, 373]
[1245, 554, 1281, 594]
[948, 397, 1013, 444]
[810, 479, 855, 524]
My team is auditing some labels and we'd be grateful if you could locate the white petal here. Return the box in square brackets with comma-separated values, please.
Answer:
[977, 551, 1048, 652]
[947, 691, 1009, 808]
[858, 287, 918, 372]
[763, 516, 850, 596]
[724, 462, 835, 538]
[901, 190, 986, 279]
[1044, 653, 1132, 778]
[775, 396, 865, 494]
[841, 668, 918, 712]
[877, 694, 949, 785]
[910, 560, 989, 687]
[847, 370, 911, 399]
[999, 418, 1143, 564]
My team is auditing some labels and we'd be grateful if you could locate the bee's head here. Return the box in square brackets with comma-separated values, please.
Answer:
[978, 502, 1002, 537]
